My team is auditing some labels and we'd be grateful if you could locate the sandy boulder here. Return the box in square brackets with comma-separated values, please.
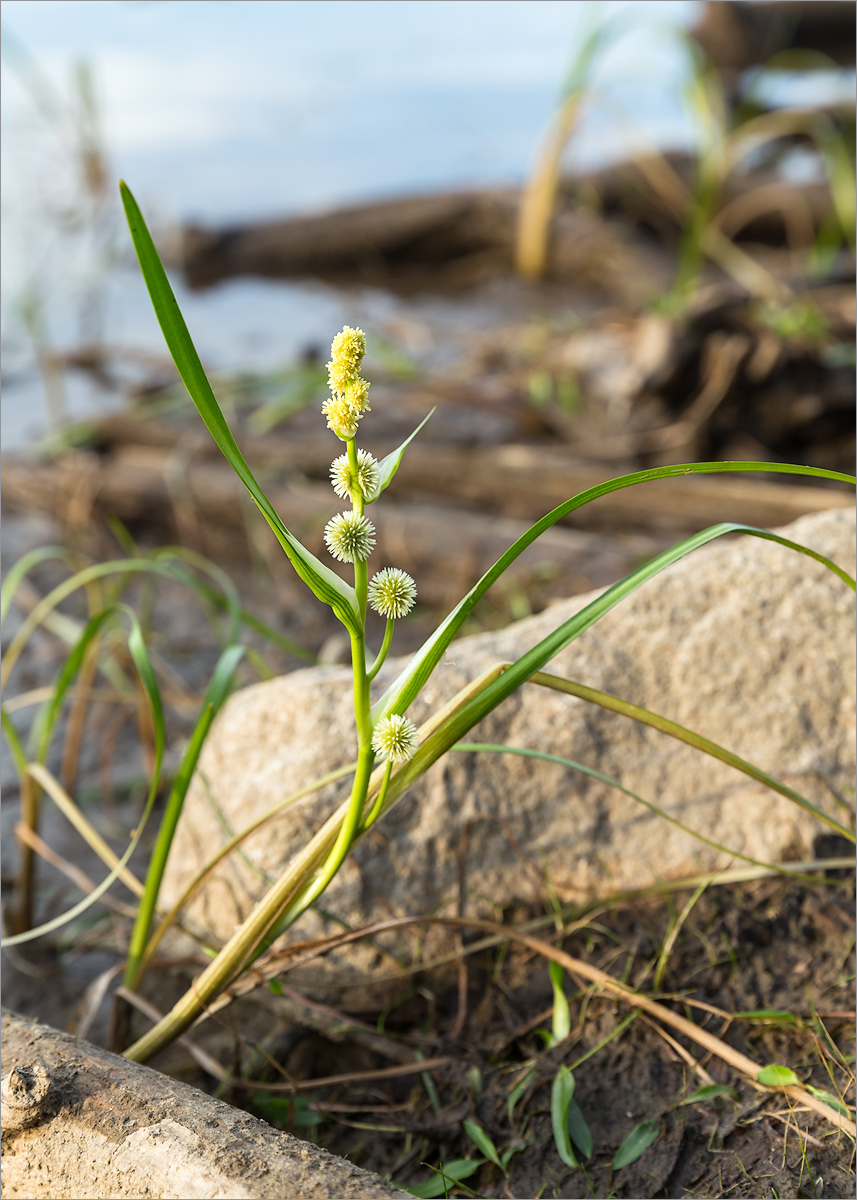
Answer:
[159, 508, 855, 994]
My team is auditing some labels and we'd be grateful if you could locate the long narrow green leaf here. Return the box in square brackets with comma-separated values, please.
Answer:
[383, 523, 855, 838]
[452, 744, 845, 880]
[1, 545, 75, 630]
[31, 607, 121, 762]
[3, 551, 268, 693]
[119, 181, 360, 635]
[125, 643, 246, 988]
[528, 673, 853, 839]
[372, 464, 854, 723]
[1, 605, 165, 947]
[1, 708, 28, 778]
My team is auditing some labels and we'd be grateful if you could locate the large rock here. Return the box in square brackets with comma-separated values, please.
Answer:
[1, 1009, 409, 1199]
[160, 509, 855, 995]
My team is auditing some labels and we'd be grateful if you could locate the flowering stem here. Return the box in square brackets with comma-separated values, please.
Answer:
[360, 759, 392, 833]
[346, 437, 369, 622]
[367, 618, 395, 683]
[346, 437, 363, 514]
[266, 739, 376, 944]
[253, 624, 375, 953]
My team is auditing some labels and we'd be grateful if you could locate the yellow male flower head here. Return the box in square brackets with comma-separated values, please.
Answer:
[327, 325, 367, 394]
[321, 396, 360, 440]
[342, 377, 371, 415]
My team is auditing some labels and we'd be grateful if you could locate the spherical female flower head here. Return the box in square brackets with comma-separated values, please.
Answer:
[330, 449, 380, 502]
[327, 326, 367, 394]
[371, 714, 419, 763]
[368, 567, 417, 619]
[324, 511, 375, 563]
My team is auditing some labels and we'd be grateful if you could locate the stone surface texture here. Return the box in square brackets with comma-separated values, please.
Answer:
[0, 1009, 411, 1200]
[160, 508, 855, 995]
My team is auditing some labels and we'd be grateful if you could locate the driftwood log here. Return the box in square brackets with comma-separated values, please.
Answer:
[179, 164, 842, 293]
[692, 0, 857, 72]
[6, 415, 854, 532]
[1, 1008, 410, 1200]
[180, 189, 679, 300]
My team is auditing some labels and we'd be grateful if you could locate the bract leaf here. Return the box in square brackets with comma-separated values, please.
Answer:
[383, 525, 855, 845]
[367, 408, 434, 501]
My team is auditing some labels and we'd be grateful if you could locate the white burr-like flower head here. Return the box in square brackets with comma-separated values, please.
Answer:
[330, 449, 380, 502]
[371, 714, 419, 763]
[368, 567, 417, 619]
[323, 511, 376, 563]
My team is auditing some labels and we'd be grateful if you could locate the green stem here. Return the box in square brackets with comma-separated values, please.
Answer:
[266, 740, 376, 939]
[361, 760, 392, 833]
[367, 619, 394, 683]
[346, 438, 369, 624]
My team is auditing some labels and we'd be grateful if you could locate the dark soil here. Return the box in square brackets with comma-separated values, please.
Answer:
[206, 875, 852, 1200]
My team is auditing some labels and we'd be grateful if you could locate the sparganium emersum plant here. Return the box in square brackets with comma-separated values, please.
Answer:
[4, 180, 852, 1101]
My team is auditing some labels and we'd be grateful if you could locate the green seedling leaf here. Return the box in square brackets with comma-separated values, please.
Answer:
[403, 1158, 484, 1198]
[463, 1120, 504, 1171]
[683, 1084, 739, 1104]
[806, 1087, 854, 1118]
[119, 182, 361, 636]
[500, 1143, 527, 1170]
[507, 1069, 534, 1121]
[250, 1093, 324, 1128]
[367, 408, 434, 502]
[550, 960, 571, 1044]
[551, 1065, 579, 1170]
[566, 1097, 593, 1159]
[757, 1064, 800, 1087]
[612, 1120, 661, 1170]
